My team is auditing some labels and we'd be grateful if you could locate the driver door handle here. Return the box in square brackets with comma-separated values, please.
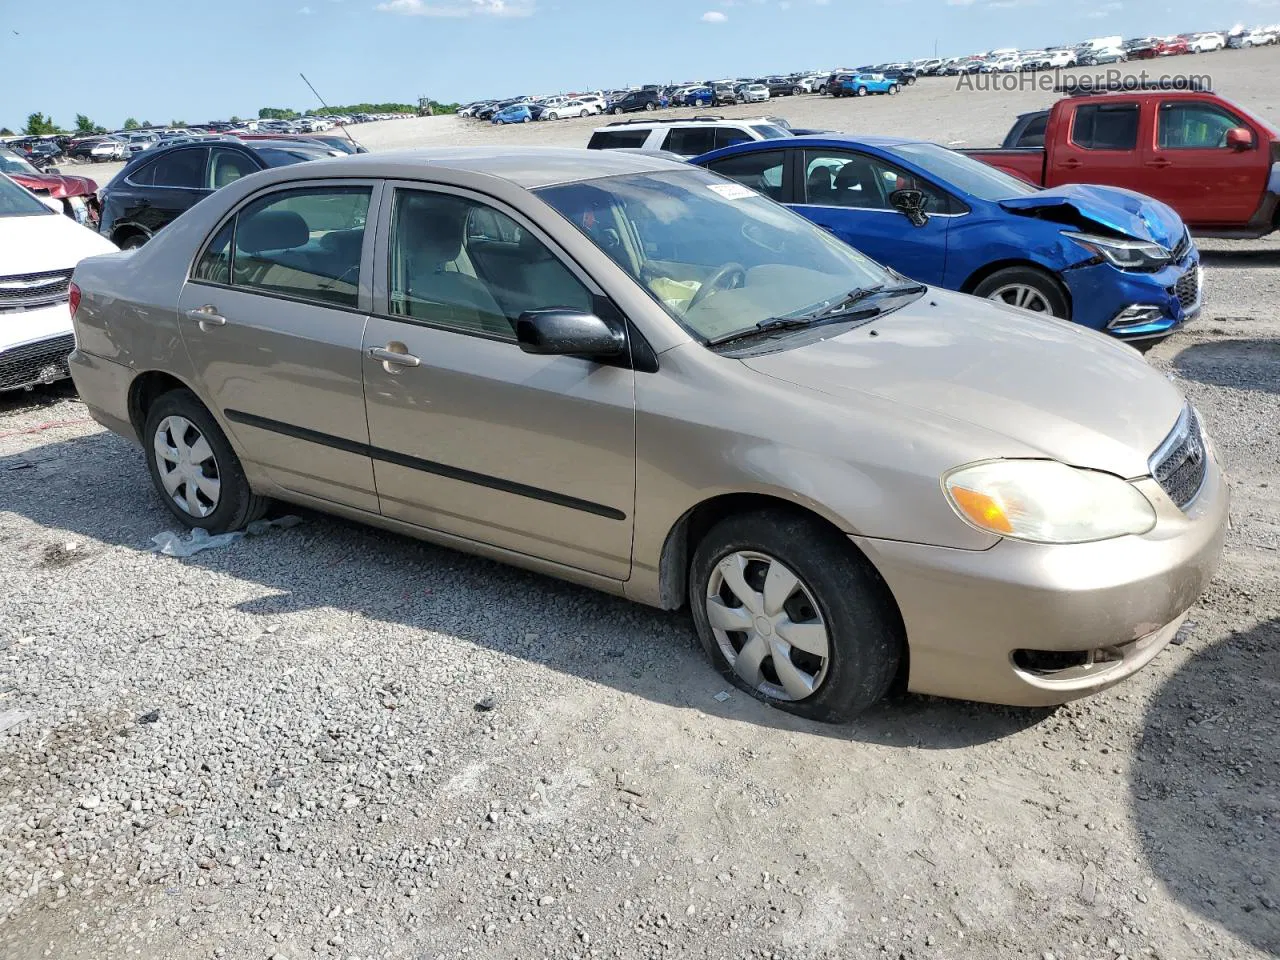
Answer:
[368, 346, 421, 368]
[184, 305, 226, 326]
[1060, 158, 1083, 170]
[1146, 158, 1173, 169]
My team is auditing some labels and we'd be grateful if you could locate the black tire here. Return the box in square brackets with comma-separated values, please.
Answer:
[612, 106, 623, 115]
[856, 86, 868, 97]
[118, 233, 148, 250]
[972, 265, 1071, 319]
[793, 86, 803, 95]
[888, 84, 900, 95]
[143, 388, 269, 534]
[688, 510, 903, 723]
[907, 75, 917, 85]
[644, 102, 655, 111]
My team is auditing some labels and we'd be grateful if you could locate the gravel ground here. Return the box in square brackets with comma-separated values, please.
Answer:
[6, 48, 1278, 960]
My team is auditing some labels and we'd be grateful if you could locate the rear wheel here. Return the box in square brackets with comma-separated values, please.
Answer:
[973, 266, 1070, 319]
[888, 84, 900, 95]
[579, 109, 588, 118]
[645, 102, 655, 111]
[689, 510, 902, 723]
[856, 86, 868, 97]
[143, 389, 268, 533]
[118, 233, 148, 250]
[612, 106, 623, 115]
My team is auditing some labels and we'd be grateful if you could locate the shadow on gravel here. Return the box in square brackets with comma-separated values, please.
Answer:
[0, 381, 78, 416]
[1132, 618, 1280, 955]
[0, 432, 1050, 749]
[1172, 339, 1280, 395]
[1197, 248, 1280, 266]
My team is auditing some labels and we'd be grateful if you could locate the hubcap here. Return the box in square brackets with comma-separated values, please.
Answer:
[988, 283, 1052, 314]
[705, 551, 830, 702]
[153, 416, 221, 518]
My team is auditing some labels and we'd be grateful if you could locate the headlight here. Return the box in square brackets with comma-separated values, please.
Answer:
[943, 460, 1157, 544]
[1063, 231, 1171, 271]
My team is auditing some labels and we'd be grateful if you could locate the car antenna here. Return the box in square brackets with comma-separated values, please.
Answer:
[299, 72, 363, 152]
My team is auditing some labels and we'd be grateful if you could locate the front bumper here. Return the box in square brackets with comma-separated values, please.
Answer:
[854, 454, 1228, 707]
[1063, 250, 1202, 341]
[0, 302, 77, 392]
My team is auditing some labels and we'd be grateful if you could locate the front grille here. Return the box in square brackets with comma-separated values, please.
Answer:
[1171, 266, 1200, 311]
[1171, 230, 1192, 262]
[0, 269, 74, 312]
[1150, 405, 1208, 510]
[0, 334, 76, 391]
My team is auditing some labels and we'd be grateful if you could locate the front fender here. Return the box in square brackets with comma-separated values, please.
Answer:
[945, 213, 1087, 290]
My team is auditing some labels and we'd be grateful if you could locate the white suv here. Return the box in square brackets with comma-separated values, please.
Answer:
[586, 117, 792, 157]
[543, 98, 604, 120]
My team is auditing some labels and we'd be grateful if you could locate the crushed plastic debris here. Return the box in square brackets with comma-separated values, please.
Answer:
[0, 710, 31, 734]
[713, 691, 732, 703]
[150, 515, 303, 557]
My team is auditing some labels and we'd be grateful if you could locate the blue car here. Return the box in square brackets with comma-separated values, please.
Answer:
[492, 104, 533, 125]
[841, 73, 901, 97]
[692, 135, 1200, 342]
[684, 87, 715, 107]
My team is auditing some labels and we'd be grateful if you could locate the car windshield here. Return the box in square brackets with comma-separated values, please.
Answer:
[885, 141, 1040, 201]
[0, 148, 39, 176]
[536, 168, 895, 344]
[254, 146, 329, 167]
[0, 174, 55, 217]
[749, 124, 791, 139]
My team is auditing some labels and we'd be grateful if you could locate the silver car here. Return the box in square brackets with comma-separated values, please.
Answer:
[67, 148, 1227, 721]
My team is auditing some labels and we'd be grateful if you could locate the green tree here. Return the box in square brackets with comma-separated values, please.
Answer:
[74, 113, 97, 134]
[24, 112, 59, 135]
[258, 106, 298, 120]
[122, 117, 140, 130]
[229, 115, 242, 124]
[141, 120, 152, 128]
[170, 119, 187, 128]
[0, 127, 13, 137]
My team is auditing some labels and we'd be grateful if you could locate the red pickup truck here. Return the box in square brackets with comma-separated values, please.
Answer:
[963, 87, 1280, 238]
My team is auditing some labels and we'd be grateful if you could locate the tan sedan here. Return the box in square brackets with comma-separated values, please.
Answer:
[67, 148, 1227, 721]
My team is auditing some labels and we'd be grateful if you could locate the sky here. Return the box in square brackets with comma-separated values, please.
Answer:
[3, 0, 1278, 131]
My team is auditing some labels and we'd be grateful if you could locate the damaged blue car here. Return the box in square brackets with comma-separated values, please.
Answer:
[693, 134, 1201, 343]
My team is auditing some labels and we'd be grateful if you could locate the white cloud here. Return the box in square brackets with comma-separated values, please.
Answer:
[298, 4, 313, 11]
[376, 0, 534, 16]
[945, 0, 976, 6]
[701, 9, 728, 20]
[1086, 0, 1121, 16]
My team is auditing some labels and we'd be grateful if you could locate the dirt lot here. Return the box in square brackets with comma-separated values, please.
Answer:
[5, 48, 1278, 960]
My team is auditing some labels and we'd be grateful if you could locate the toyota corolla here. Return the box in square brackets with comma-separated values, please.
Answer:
[67, 149, 1227, 721]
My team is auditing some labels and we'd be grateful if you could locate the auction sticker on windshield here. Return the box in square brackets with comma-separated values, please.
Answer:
[708, 183, 756, 201]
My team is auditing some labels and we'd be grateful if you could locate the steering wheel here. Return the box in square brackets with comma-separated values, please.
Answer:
[689, 262, 747, 310]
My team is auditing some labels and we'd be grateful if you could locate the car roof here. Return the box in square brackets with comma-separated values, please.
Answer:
[256, 147, 689, 189]
[689, 133, 923, 166]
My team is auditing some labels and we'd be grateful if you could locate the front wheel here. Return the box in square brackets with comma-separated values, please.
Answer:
[644, 102, 655, 111]
[888, 84, 900, 95]
[612, 106, 623, 115]
[856, 86, 868, 97]
[522, 116, 531, 123]
[143, 389, 269, 533]
[689, 510, 903, 723]
[579, 109, 588, 118]
[973, 266, 1070, 318]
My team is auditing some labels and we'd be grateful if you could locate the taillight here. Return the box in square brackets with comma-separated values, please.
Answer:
[69, 282, 81, 319]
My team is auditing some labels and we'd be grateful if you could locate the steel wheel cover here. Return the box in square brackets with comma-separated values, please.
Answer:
[153, 415, 221, 518]
[705, 551, 831, 702]
[988, 283, 1052, 313]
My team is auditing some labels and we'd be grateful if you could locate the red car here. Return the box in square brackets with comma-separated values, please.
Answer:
[1156, 37, 1190, 56]
[963, 84, 1280, 239]
[0, 147, 100, 225]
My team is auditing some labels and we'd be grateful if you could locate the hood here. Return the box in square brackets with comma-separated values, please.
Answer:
[9, 171, 98, 200]
[740, 289, 1185, 479]
[0, 213, 118, 273]
[999, 184, 1185, 249]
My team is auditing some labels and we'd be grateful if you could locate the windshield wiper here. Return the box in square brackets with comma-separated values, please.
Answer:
[704, 282, 927, 348]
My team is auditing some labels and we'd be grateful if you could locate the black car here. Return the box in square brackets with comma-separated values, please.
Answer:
[98, 139, 331, 249]
[608, 89, 662, 114]
[760, 77, 796, 98]
[68, 138, 105, 162]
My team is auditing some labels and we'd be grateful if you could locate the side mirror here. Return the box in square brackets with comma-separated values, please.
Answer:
[515, 310, 626, 359]
[889, 188, 930, 227]
[45, 166, 61, 175]
[1225, 127, 1255, 151]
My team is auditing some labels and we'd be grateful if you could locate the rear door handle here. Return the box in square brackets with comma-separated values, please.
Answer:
[184, 305, 226, 327]
[1060, 158, 1083, 170]
[368, 345, 421, 369]
[1146, 158, 1173, 169]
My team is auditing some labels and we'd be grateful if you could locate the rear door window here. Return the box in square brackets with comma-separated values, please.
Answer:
[208, 147, 260, 189]
[149, 148, 208, 188]
[1070, 103, 1139, 150]
[704, 150, 787, 201]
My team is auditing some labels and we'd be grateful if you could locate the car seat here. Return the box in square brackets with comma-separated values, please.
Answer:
[806, 165, 836, 204]
[396, 195, 511, 336]
[832, 160, 885, 208]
